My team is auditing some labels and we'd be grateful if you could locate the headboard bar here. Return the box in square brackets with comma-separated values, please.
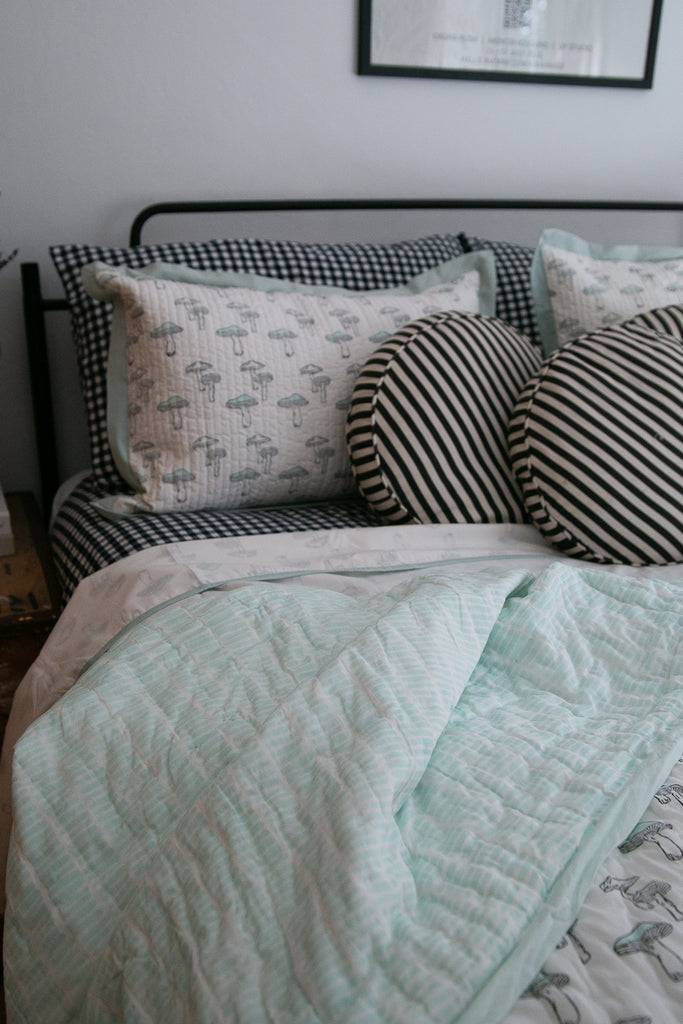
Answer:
[129, 198, 683, 246]
[21, 261, 62, 516]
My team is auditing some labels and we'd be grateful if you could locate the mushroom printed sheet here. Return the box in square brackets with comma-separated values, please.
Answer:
[3, 524, 683, 1024]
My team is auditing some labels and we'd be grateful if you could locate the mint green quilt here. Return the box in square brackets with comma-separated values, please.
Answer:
[6, 563, 683, 1023]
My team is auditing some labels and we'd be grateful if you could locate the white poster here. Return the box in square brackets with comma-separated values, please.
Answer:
[361, 0, 660, 87]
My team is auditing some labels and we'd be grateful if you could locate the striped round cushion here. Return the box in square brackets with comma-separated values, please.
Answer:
[346, 311, 540, 524]
[508, 322, 683, 564]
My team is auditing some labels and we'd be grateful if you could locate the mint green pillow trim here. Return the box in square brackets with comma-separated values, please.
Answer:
[83, 251, 495, 504]
[531, 228, 683, 355]
[106, 296, 139, 491]
[83, 250, 496, 305]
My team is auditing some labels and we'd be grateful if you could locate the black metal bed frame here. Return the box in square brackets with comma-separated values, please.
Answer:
[21, 197, 683, 519]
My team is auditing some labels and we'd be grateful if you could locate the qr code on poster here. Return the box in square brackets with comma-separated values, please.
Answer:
[503, 0, 533, 29]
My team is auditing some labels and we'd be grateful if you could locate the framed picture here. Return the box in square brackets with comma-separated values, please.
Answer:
[358, 0, 663, 89]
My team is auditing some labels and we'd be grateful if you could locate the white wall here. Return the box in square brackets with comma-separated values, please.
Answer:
[1, 0, 681, 497]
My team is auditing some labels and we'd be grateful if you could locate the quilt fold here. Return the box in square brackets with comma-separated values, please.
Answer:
[5, 562, 683, 1024]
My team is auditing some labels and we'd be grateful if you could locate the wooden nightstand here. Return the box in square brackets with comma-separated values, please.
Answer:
[0, 492, 61, 730]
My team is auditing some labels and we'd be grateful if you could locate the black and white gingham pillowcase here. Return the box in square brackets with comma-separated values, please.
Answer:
[51, 234, 467, 492]
[457, 234, 539, 347]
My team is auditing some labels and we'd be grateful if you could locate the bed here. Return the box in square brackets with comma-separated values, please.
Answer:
[4, 197, 683, 1023]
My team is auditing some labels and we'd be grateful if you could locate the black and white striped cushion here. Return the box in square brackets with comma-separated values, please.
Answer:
[346, 311, 540, 524]
[508, 322, 683, 564]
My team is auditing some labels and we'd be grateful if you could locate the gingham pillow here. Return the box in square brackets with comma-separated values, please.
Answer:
[458, 234, 539, 346]
[52, 233, 467, 491]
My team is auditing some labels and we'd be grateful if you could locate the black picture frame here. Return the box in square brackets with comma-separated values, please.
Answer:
[358, 0, 663, 89]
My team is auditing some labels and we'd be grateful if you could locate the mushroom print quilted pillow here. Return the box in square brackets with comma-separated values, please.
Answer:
[82, 252, 494, 514]
[531, 229, 683, 355]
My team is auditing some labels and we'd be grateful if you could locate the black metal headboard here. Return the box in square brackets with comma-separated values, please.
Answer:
[21, 198, 683, 519]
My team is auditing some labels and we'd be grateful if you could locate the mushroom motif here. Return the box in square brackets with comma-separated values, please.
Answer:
[206, 446, 227, 478]
[278, 465, 309, 494]
[216, 325, 248, 356]
[200, 372, 221, 403]
[136, 378, 155, 404]
[300, 363, 324, 389]
[129, 369, 154, 403]
[520, 970, 580, 1024]
[339, 313, 360, 336]
[619, 283, 645, 307]
[255, 370, 273, 401]
[191, 435, 220, 465]
[305, 436, 329, 460]
[185, 360, 213, 391]
[304, 437, 334, 474]
[246, 433, 271, 449]
[257, 445, 278, 475]
[316, 446, 335, 474]
[175, 297, 209, 329]
[325, 331, 352, 359]
[286, 311, 314, 332]
[619, 820, 683, 862]
[600, 874, 683, 920]
[565, 921, 590, 965]
[240, 359, 266, 390]
[614, 921, 683, 981]
[225, 394, 258, 429]
[229, 466, 260, 495]
[311, 374, 331, 404]
[277, 393, 308, 428]
[150, 321, 183, 357]
[128, 402, 142, 437]
[161, 468, 195, 503]
[268, 327, 297, 358]
[126, 334, 139, 366]
[581, 284, 606, 309]
[157, 395, 190, 430]
[239, 308, 261, 332]
[131, 438, 154, 453]
[131, 440, 162, 479]
[655, 783, 683, 809]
